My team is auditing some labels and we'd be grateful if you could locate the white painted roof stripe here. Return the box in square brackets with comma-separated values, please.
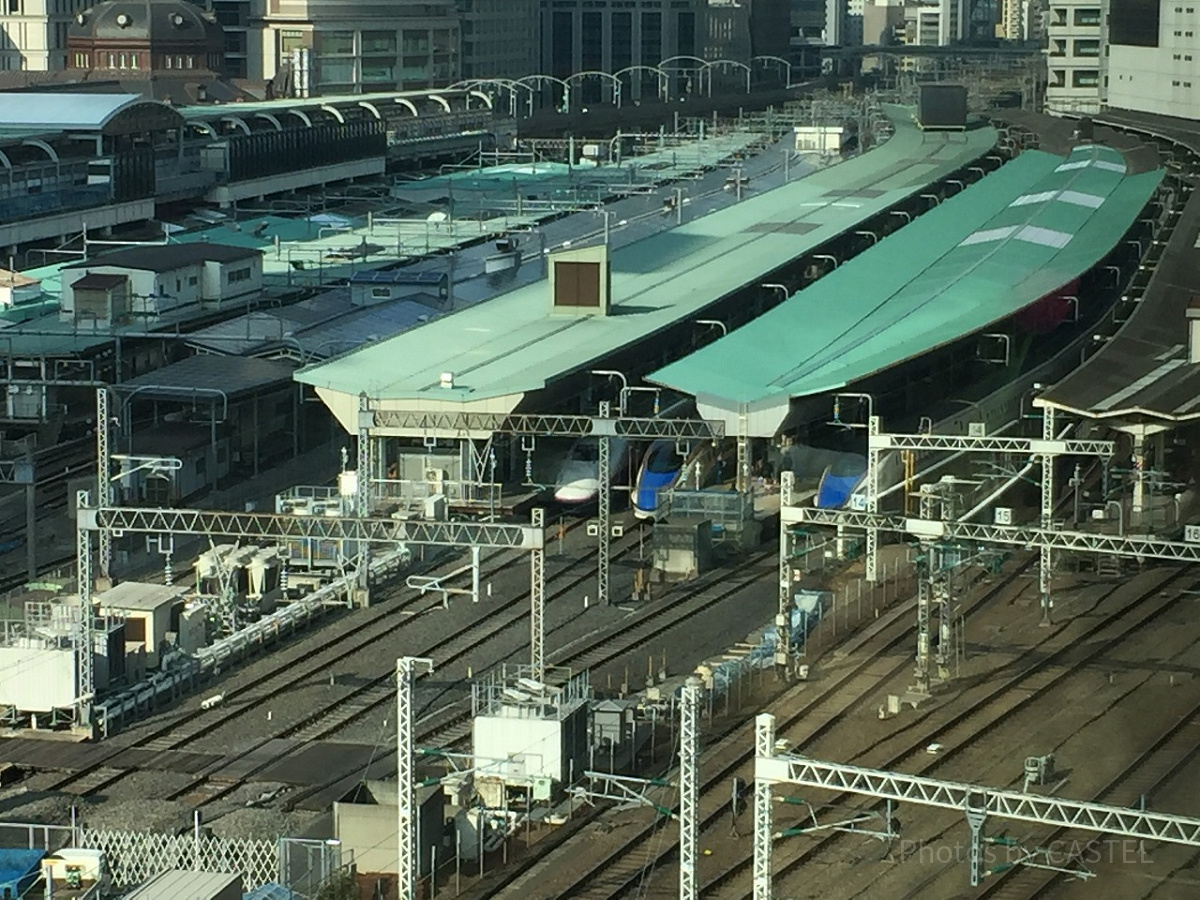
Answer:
[1014, 225, 1072, 248]
[1010, 191, 1058, 206]
[1097, 358, 1186, 411]
[1055, 159, 1126, 174]
[1057, 189, 1105, 208]
[960, 226, 1018, 246]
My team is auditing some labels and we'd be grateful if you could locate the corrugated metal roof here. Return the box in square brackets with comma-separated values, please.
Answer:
[117, 354, 296, 398]
[96, 581, 186, 612]
[126, 868, 241, 900]
[647, 144, 1164, 430]
[0, 93, 152, 130]
[291, 299, 439, 359]
[296, 107, 997, 406]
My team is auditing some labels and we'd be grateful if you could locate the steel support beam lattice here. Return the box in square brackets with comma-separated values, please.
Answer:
[598, 401, 612, 606]
[78, 504, 543, 549]
[866, 415, 881, 582]
[397, 656, 434, 900]
[96, 388, 113, 579]
[868, 433, 1114, 456]
[680, 676, 702, 900]
[776, 472, 795, 666]
[754, 714, 1200, 898]
[531, 507, 545, 678]
[758, 741, 1200, 845]
[365, 409, 725, 441]
[1039, 405, 1056, 624]
[76, 491, 94, 728]
[753, 712, 776, 900]
[356, 393, 373, 601]
[783, 507, 1200, 563]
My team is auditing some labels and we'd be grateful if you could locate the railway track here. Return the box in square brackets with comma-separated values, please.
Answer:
[168, 542, 782, 811]
[478, 555, 1023, 900]
[883, 684, 1200, 900]
[34, 517, 634, 798]
[966, 654, 1200, 899]
[530, 565, 1192, 900]
[276, 548, 784, 811]
[709, 566, 1195, 900]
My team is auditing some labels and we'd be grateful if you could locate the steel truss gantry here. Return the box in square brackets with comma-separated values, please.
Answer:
[753, 713, 1200, 896]
[360, 401, 724, 606]
[680, 676, 703, 900]
[79, 505, 543, 548]
[96, 388, 114, 580]
[73, 493, 544, 730]
[397, 656, 434, 900]
[776, 413, 1133, 668]
[364, 408, 727, 441]
[783, 507, 1200, 562]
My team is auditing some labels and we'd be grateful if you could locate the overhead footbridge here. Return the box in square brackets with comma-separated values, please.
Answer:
[297, 106, 997, 441]
[647, 144, 1165, 437]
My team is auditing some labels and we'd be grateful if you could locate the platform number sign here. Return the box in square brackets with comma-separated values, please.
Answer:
[1186, 525, 1200, 544]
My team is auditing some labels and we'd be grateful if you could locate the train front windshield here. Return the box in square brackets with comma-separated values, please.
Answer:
[645, 442, 681, 474]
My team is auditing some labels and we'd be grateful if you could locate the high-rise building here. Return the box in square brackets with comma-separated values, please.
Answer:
[1106, 0, 1200, 119]
[1000, 0, 1046, 41]
[458, 0, 538, 79]
[1043, 0, 1105, 113]
[863, 0, 905, 44]
[902, 0, 966, 45]
[253, 0, 461, 93]
[0, 0, 90, 70]
[540, 0, 702, 102]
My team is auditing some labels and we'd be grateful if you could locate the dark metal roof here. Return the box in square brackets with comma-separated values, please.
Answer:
[1039, 110, 1200, 423]
[116, 354, 295, 399]
[70, 272, 127, 290]
[64, 242, 259, 273]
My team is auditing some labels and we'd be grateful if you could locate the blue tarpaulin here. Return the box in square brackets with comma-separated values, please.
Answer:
[0, 848, 45, 898]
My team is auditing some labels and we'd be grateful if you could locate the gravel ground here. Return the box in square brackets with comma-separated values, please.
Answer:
[0, 787, 81, 828]
[475, 565, 1200, 900]
[182, 533, 645, 753]
[205, 807, 322, 841]
[332, 552, 779, 746]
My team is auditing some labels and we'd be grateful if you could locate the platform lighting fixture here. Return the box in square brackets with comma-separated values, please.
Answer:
[591, 369, 629, 416]
[762, 283, 788, 303]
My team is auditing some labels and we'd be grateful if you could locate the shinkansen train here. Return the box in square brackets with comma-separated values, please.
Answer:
[632, 438, 884, 519]
[555, 398, 692, 505]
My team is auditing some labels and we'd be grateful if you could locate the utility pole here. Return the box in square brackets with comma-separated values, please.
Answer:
[397, 656, 434, 900]
[679, 676, 702, 900]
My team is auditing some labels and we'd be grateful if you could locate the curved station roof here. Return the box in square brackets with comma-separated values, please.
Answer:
[1036, 109, 1200, 425]
[648, 143, 1164, 436]
[297, 107, 997, 436]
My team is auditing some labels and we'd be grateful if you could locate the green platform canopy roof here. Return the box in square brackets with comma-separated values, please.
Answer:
[296, 106, 997, 436]
[647, 144, 1164, 436]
